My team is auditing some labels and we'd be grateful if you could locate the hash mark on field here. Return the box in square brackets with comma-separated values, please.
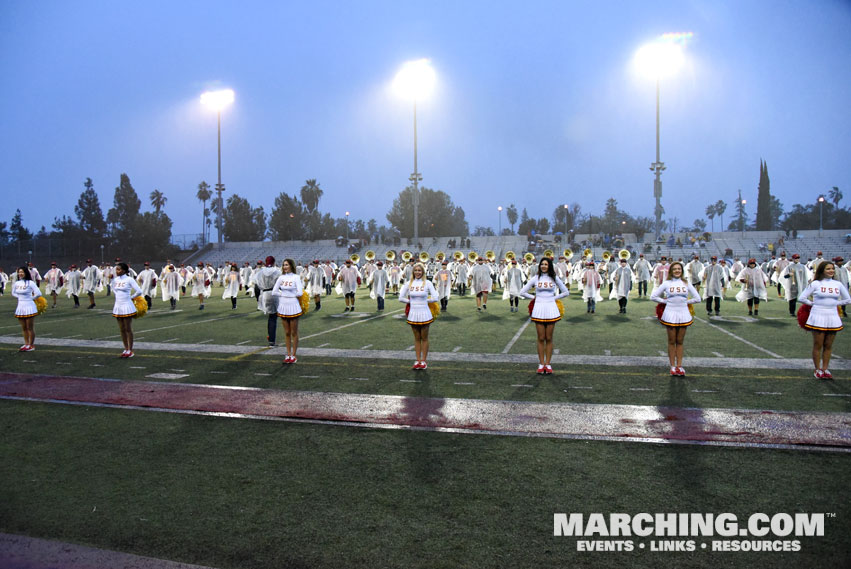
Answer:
[236, 340, 252, 345]
[566, 386, 593, 390]
[692, 390, 718, 393]
[454, 382, 475, 385]
[64, 334, 82, 338]
[129, 366, 146, 369]
[254, 373, 271, 377]
[406, 345, 414, 351]
[823, 394, 851, 397]
[712, 352, 725, 357]
[198, 339, 215, 344]
[169, 369, 185, 372]
[301, 375, 320, 378]
[210, 371, 227, 374]
[512, 384, 534, 388]
[553, 349, 560, 355]
[755, 392, 782, 395]
[56, 362, 71, 365]
[658, 351, 667, 357]
[91, 364, 104, 367]
[630, 387, 653, 391]
[146, 373, 189, 380]
[349, 377, 369, 381]
[360, 344, 373, 350]
[318, 343, 330, 348]
[40, 333, 53, 337]
[452, 346, 462, 352]
[161, 338, 179, 343]
[604, 350, 611, 356]
[400, 379, 420, 383]
[23, 360, 37, 363]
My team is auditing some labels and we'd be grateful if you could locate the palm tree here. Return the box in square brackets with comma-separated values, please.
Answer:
[829, 186, 843, 208]
[196, 181, 211, 245]
[300, 179, 323, 214]
[715, 200, 727, 231]
[149, 189, 167, 214]
[705, 204, 716, 232]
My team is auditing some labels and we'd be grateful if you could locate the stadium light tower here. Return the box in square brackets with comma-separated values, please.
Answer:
[634, 36, 686, 243]
[498, 206, 503, 236]
[393, 59, 436, 247]
[818, 195, 825, 236]
[201, 88, 235, 247]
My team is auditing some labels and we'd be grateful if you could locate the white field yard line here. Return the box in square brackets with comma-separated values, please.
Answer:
[94, 313, 251, 340]
[300, 309, 404, 341]
[694, 317, 783, 358]
[502, 320, 531, 354]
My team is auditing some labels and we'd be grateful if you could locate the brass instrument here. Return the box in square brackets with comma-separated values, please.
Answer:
[485, 250, 496, 262]
[365, 250, 375, 262]
[385, 250, 396, 261]
[583, 248, 593, 260]
[419, 251, 430, 263]
[505, 251, 516, 262]
[524, 252, 535, 264]
[468, 251, 479, 262]
[453, 251, 464, 261]
[619, 249, 631, 261]
[350, 253, 360, 264]
[402, 251, 413, 262]
[564, 249, 574, 260]
[543, 248, 554, 259]
[436, 251, 446, 262]
[602, 251, 612, 262]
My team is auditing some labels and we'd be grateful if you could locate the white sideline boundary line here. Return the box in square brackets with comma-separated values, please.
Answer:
[695, 317, 783, 358]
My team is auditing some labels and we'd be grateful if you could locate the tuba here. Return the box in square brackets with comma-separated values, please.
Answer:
[505, 251, 516, 263]
[365, 250, 375, 262]
[619, 249, 631, 261]
[436, 251, 446, 262]
[524, 252, 535, 264]
[564, 249, 574, 260]
[602, 251, 612, 262]
[419, 251, 430, 263]
[402, 251, 413, 262]
[385, 250, 396, 262]
[583, 248, 593, 261]
[543, 248, 554, 259]
[350, 253, 360, 264]
[453, 251, 464, 261]
[468, 251, 479, 262]
[485, 250, 496, 262]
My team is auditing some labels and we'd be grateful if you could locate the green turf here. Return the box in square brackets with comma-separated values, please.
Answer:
[1, 400, 849, 569]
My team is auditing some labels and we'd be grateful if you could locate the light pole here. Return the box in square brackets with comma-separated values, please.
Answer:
[634, 38, 686, 243]
[345, 211, 350, 243]
[100, 244, 104, 264]
[563, 204, 569, 236]
[740, 196, 747, 237]
[497, 206, 503, 236]
[201, 89, 235, 248]
[393, 59, 436, 248]
[289, 213, 295, 245]
[818, 195, 825, 236]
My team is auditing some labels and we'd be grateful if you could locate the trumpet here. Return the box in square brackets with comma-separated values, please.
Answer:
[402, 251, 413, 262]
[485, 250, 496, 262]
[564, 249, 574, 260]
[453, 251, 464, 261]
[385, 250, 396, 261]
[468, 251, 479, 262]
[543, 248, 554, 259]
[619, 249, 631, 261]
[524, 252, 535, 264]
[602, 251, 612, 262]
[350, 253, 360, 264]
[365, 250, 375, 262]
[419, 251, 430, 263]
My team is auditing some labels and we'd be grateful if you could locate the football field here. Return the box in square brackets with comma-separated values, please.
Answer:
[1, 287, 850, 568]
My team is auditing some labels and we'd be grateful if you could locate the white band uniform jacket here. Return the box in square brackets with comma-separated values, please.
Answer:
[650, 279, 702, 327]
[797, 279, 851, 332]
[520, 275, 569, 323]
[111, 275, 143, 318]
[13, 280, 42, 318]
[399, 278, 438, 325]
[272, 273, 305, 318]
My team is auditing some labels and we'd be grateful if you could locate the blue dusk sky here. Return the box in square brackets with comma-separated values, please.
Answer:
[1, 0, 849, 239]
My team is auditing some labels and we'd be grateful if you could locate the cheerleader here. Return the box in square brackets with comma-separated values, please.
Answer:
[221, 264, 244, 309]
[797, 261, 851, 379]
[650, 261, 702, 376]
[272, 258, 304, 364]
[399, 263, 438, 370]
[520, 258, 569, 374]
[112, 262, 143, 358]
[12, 266, 42, 351]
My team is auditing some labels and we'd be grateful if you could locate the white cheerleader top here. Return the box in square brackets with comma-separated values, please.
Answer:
[520, 275, 569, 302]
[272, 273, 304, 298]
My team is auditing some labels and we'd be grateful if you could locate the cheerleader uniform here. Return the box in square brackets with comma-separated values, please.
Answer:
[111, 275, 143, 318]
[13, 280, 42, 318]
[520, 275, 569, 323]
[400, 278, 438, 325]
[650, 279, 702, 327]
[797, 279, 851, 332]
[273, 273, 304, 319]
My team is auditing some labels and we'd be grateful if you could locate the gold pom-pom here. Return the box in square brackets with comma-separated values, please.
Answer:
[688, 304, 695, 316]
[299, 291, 310, 314]
[34, 296, 48, 315]
[133, 295, 148, 318]
[556, 299, 565, 317]
[428, 301, 440, 318]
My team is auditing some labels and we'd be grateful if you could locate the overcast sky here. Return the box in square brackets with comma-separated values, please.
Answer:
[2, 0, 849, 239]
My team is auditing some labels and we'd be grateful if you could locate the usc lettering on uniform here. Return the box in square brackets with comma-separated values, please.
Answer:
[411, 285, 425, 292]
[537, 281, 554, 290]
[821, 287, 838, 295]
[668, 286, 688, 294]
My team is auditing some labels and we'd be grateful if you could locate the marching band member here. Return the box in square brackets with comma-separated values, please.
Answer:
[834, 256, 849, 317]
[610, 257, 634, 314]
[368, 260, 389, 311]
[112, 262, 143, 358]
[240, 262, 254, 297]
[136, 262, 158, 308]
[81, 259, 101, 309]
[12, 266, 42, 352]
[389, 261, 402, 295]
[797, 261, 851, 379]
[651, 261, 702, 376]
[581, 261, 603, 313]
[27, 262, 42, 286]
[652, 256, 670, 288]
[700, 256, 725, 317]
[773, 252, 790, 297]
[433, 260, 453, 312]
[685, 254, 703, 292]
[222, 264, 244, 309]
[190, 261, 211, 310]
[323, 260, 335, 296]
[337, 259, 361, 312]
[0, 266, 7, 296]
[305, 260, 326, 311]
[254, 256, 282, 346]
[633, 253, 652, 297]
[44, 261, 64, 308]
[807, 251, 826, 271]
[470, 256, 493, 311]
[160, 264, 183, 310]
[736, 258, 768, 316]
[520, 257, 569, 374]
[503, 259, 527, 313]
[102, 263, 114, 296]
[399, 262, 438, 370]
[455, 258, 469, 296]
[272, 258, 305, 364]
[779, 254, 810, 316]
[64, 264, 82, 307]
